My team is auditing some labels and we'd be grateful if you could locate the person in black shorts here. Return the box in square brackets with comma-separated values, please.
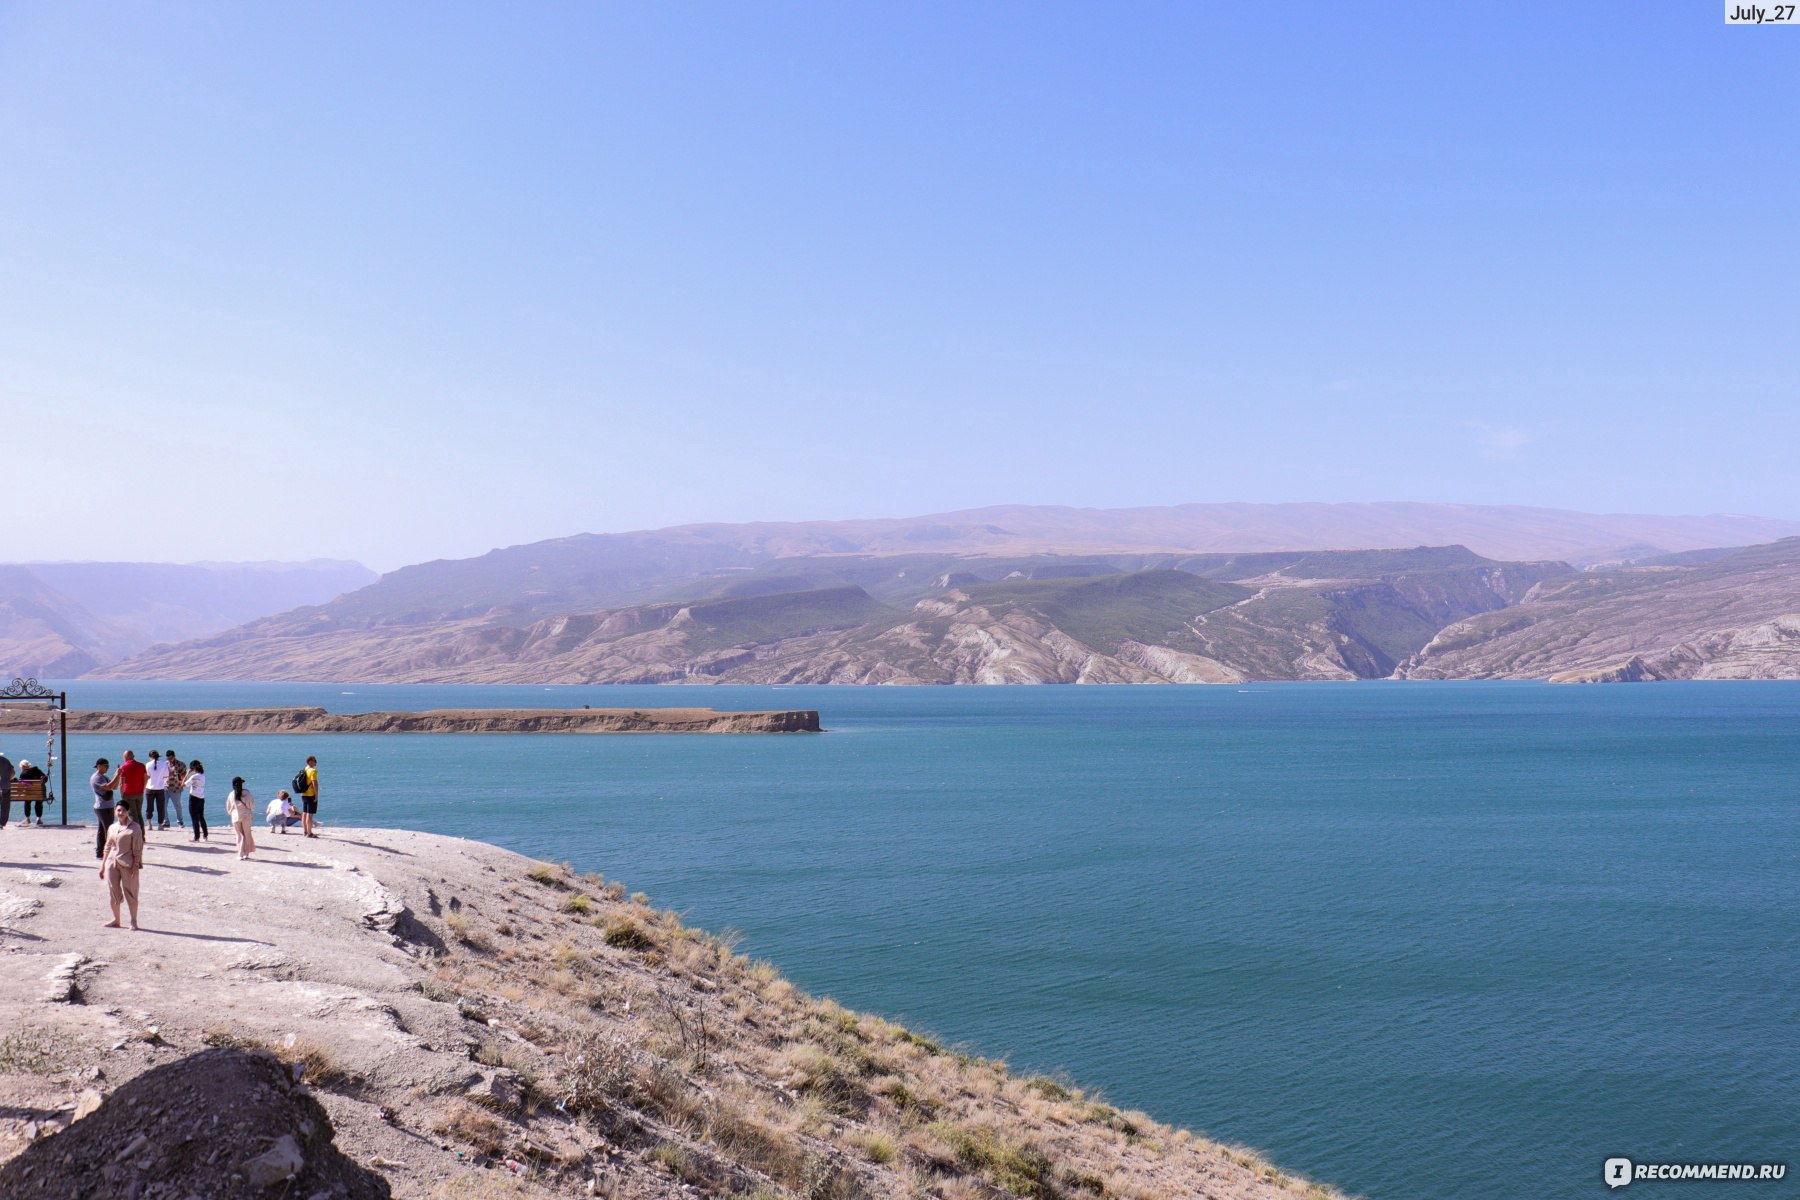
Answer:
[300, 755, 320, 837]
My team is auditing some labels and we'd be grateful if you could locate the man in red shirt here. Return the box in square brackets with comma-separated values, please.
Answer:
[106, 751, 149, 829]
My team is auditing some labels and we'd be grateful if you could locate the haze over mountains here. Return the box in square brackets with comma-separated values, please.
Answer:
[62, 501, 1800, 686]
[0, 560, 377, 677]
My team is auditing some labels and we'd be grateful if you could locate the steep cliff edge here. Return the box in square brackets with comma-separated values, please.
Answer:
[0, 826, 1346, 1200]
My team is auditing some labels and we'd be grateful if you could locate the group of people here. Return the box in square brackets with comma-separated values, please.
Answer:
[88, 751, 320, 931]
[0, 752, 50, 827]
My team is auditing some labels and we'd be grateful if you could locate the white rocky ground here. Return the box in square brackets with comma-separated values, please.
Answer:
[0, 821, 1349, 1200]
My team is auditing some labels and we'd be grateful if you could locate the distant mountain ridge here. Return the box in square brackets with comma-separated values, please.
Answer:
[0, 559, 377, 677]
[108, 545, 1576, 684]
[670, 502, 1799, 568]
[87, 503, 1800, 684]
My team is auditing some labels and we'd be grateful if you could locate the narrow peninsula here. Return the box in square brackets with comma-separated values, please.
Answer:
[0, 706, 822, 735]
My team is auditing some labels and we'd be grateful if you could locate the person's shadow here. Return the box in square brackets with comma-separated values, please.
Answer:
[142, 929, 272, 945]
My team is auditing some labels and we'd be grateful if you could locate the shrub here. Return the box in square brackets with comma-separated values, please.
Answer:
[928, 1121, 1058, 1198]
[525, 864, 569, 889]
[894, 1027, 943, 1055]
[603, 916, 657, 952]
[556, 1031, 636, 1115]
[434, 1101, 510, 1158]
[852, 1129, 898, 1165]
[444, 912, 488, 950]
[288, 1036, 361, 1092]
[562, 893, 593, 915]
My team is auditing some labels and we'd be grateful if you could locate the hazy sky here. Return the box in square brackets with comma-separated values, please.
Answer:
[2, 3, 1794, 571]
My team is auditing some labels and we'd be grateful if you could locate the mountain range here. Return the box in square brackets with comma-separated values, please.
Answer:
[0, 560, 377, 677]
[74, 502, 1800, 685]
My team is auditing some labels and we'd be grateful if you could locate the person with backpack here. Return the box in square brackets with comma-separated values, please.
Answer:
[296, 756, 320, 838]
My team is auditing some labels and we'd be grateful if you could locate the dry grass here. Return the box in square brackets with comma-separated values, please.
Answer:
[601, 915, 657, 952]
[434, 1101, 512, 1158]
[200, 1029, 361, 1093]
[0, 1028, 72, 1075]
[416, 850, 1353, 1200]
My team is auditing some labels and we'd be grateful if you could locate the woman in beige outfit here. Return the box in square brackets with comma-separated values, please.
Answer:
[99, 802, 145, 930]
[225, 776, 257, 860]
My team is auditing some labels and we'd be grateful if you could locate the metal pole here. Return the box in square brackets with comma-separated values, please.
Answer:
[59, 692, 68, 827]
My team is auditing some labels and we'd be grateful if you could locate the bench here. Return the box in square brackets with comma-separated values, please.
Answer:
[11, 778, 48, 819]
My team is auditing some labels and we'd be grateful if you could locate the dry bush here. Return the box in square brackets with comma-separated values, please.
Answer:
[648, 1142, 714, 1188]
[781, 1045, 870, 1117]
[602, 915, 658, 952]
[927, 1120, 1059, 1198]
[850, 1128, 898, 1165]
[702, 1093, 809, 1185]
[525, 863, 571, 890]
[472, 1037, 530, 1072]
[557, 1030, 637, 1115]
[445, 912, 490, 950]
[200, 1030, 360, 1093]
[289, 1035, 362, 1091]
[1024, 1075, 1075, 1102]
[434, 1101, 513, 1158]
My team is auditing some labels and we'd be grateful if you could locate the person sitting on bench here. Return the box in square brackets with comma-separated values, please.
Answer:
[15, 760, 47, 826]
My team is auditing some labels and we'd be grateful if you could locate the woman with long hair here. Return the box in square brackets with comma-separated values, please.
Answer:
[224, 776, 256, 860]
[185, 759, 208, 842]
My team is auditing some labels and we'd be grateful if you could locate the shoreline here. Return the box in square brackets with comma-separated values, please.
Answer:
[0, 821, 1342, 1200]
[0, 706, 823, 735]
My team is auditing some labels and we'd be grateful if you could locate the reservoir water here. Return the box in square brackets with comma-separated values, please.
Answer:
[21, 680, 1797, 1198]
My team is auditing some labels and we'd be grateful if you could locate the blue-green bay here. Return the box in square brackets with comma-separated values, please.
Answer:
[37, 680, 1799, 1199]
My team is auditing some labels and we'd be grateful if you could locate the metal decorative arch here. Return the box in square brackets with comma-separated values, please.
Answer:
[0, 677, 69, 824]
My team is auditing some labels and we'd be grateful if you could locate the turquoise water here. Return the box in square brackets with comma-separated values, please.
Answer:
[20, 680, 1798, 1199]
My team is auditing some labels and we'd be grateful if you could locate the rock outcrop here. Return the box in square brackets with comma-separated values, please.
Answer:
[0, 1047, 390, 1199]
[1399, 538, 1800, 681]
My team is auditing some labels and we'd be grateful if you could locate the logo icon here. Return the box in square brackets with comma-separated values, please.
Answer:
[1605, 1158, 1634, 1188]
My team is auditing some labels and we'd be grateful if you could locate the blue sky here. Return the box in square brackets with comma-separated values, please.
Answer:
[1, 2, 1793, 571]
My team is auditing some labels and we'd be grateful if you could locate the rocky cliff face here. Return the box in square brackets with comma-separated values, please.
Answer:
[104, 549, 1581, 685]
[1398, 538, 1800, 681]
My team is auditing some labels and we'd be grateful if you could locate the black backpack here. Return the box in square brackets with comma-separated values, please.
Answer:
[292, 768, 309, 794]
